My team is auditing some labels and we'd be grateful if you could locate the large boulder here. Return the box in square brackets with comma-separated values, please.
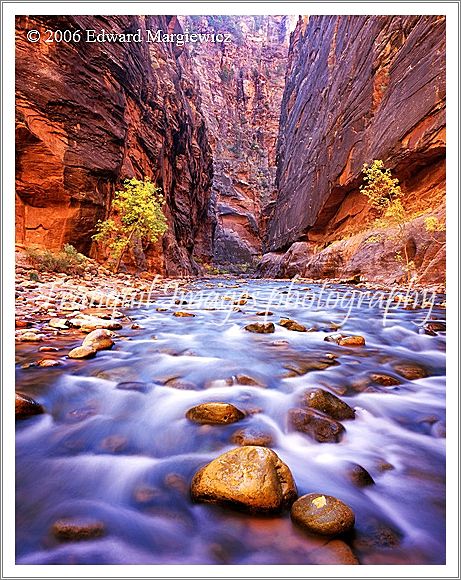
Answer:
[191, 446, 297, 512]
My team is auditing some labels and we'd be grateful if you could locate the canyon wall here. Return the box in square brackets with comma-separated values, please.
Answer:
[16, 15, 213, 275]
[179, 15, 294, 269]
[261, 15, 446, 284]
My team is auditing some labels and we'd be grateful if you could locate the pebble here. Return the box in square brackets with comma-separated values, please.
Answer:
[291, 493, 355, 536]
[186, 402, 245, 425]
[191, 446, 297, 512]
[289, 409, 345, 443]
[244, 322, 275, 334]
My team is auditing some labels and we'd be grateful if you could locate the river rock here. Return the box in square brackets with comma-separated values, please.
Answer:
[48, 317, 70, 330]
[82, 329, 115, 351]
[191, 446, 297, 512]
[231, 426, 274, 447]
[68, 345, 97, 359]
[173, 311, 195, 317]
[15, 392, 44, 419]
[291, 493, 355, 536]
[52, 518, 105, 541]
[279, 318, 307, 332]
[393, 363, 428, 380]
[289, 409, 345, 443]
[310, 539, 359, 564]
[186, 402, 245, 425]
[324, 333, 365, 346]
[116, 381, 150, 393]
[346, 463, 375, 487]
[302, 388, 355, 420]
[244, 322, 275, 334]
[37, 359, 60, 367]
[370, 373, 401, 386]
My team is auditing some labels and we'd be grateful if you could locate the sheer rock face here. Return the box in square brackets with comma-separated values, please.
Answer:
[15, 15, 213, 275]
[179, 16, 294, 267]
[264, 15, 445, 283]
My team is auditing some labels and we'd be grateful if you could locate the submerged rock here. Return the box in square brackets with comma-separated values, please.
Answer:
[370, 373, 401, 386]
[52, 518, 105, 541]
[393, 363, 428, 380]
[186, 402, 245, 425]
[302, 388, 355, 420]
[291, 493, 355, 536]
[279, 318, 307, 332]
[82, 329, 115, 352]
[68, 345, 97, 359]
[191, 446, 297, 512]
[231, 426, 274, 447]
[15, 392, 44, 419]
[244, 322, 275, 334]
[310, 539, 359, 565]
[346, 463, 375, 487]
[289, 409, 345, 443]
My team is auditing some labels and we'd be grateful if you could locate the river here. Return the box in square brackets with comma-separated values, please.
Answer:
[15, 278, 446, 565]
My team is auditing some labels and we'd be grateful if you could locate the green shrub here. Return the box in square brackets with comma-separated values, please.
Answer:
[26, 244, 86, 274]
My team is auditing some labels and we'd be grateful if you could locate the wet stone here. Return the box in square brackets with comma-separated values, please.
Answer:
[393, 363, 428, 380]
[231, 427, 274, 447]
[15, 392, 44, 419]
[82, 329, 115, 352]
[302, 388, 355, 420]
[191, 446, 297, 512]
[370, 373, 401, 386]
[52, 518, 106, 541]
[291, 493, 355, 536]
[173, 311, 195, 317]
[244, 322, 275, 334]
[289, 408, 345, 443]
[68, 345, 97, 359]
[324, 333, 365, 346]
[37, 359, 61, 367]
[116, 381, 149, 393]
[186, 402, 245, 425]
[346, 463, 375, 487]
[310, 539, 359, 565]
[279, 318, 307, 332]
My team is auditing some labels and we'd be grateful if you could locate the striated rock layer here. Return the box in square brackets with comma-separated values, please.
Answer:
[179, 16, 294, 268]
[16, 15, 213, 275]
[263, 15, 445, 283]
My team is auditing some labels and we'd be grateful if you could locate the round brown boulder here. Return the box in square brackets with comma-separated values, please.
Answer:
[191, 446, 297, 512]
[291, 493, 355, 536]
[82, 329, 115, 352]
[68, 345, 97, 359]
[15, 392, 43, 419]
[302, 388, 355, 420]
[186, 402, 245, 425]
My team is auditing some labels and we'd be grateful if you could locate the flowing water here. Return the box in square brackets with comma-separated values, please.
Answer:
[15, 279, 446, 565]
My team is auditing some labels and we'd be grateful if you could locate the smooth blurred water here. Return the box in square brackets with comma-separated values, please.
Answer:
[15, 279, 446, 564]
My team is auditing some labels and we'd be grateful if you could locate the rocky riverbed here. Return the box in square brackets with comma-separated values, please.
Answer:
[15, 268, 446, 565]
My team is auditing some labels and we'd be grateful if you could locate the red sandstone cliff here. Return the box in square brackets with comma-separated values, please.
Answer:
[260, 15, 446, 284]
[16, 15, 213, 275]
[179, 15, 294, 268]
